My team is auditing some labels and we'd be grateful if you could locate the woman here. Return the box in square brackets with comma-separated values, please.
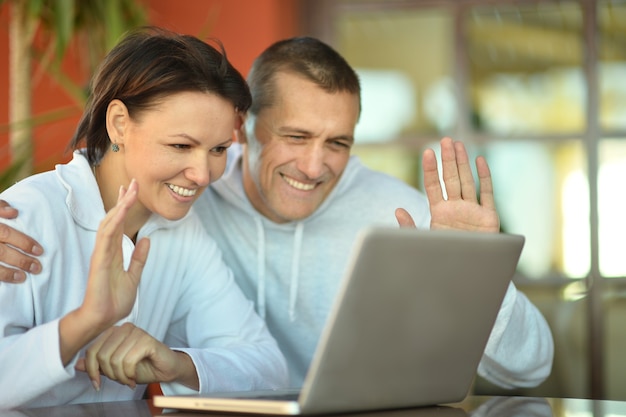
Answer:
[0, 27, 287, 409]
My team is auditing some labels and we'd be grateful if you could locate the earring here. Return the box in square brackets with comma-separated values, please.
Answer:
[111, 143, 120, 152]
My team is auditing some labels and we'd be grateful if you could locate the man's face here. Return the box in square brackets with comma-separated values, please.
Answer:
[241, 71, 360, 224]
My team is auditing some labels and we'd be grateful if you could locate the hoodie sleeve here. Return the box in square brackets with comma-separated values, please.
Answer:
[0, 299, 78, 409]
[0, 205, 79, 409]
[476, 282, 554, 388]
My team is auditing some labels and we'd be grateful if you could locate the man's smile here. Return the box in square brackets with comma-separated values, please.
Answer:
[282, 174, 316, 191]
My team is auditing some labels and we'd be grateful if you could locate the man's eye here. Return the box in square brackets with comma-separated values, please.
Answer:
[287, 135, 305, 140]
[332, 140, 351, 149]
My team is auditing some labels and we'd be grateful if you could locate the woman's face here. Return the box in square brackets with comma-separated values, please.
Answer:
[116, 90, 236, 221]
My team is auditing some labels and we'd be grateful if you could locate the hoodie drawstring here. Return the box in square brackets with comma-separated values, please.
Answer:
[254, 217, 304, 322]
[289, 223, 304, 321]
[255, 217, 267, 319]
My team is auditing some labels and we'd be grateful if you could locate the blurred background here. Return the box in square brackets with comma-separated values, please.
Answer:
[1, 0, 626, 400]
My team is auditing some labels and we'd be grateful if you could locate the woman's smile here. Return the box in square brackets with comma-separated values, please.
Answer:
[167, 183, 198, 197]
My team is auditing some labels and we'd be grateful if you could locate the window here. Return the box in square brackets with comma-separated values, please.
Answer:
[304, 0, 626, 400]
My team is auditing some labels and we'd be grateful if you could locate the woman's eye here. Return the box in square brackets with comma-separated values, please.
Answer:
[172, 144, 190, 150]
[211, 146, 228, 154]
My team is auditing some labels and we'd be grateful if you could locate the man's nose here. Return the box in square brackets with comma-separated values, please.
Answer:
[296, 144, 325, 179]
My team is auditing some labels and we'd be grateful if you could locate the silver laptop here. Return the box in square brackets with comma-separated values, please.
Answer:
[154, 227, 525, 415]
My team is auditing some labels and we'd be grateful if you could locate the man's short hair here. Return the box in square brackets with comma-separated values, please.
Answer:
[247, 36, 361, 116]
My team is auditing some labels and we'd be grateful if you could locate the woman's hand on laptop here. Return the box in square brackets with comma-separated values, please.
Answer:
[76, 322, 199, 391]
[422, 137, 500, 233]
[0, 199, 44, 283]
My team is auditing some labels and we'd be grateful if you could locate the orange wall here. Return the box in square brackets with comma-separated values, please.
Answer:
[0, 0, 300, 173]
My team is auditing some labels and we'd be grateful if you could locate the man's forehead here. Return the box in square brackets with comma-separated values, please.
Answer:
[253, 71, 360, 132]
[272, 70, 358, 99]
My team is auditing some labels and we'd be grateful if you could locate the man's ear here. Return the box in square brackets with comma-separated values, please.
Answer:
[234, 112, 250, 144]
[106, 99, 129, 147]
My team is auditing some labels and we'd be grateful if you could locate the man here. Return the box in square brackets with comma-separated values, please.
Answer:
[0, 37, 553, 389]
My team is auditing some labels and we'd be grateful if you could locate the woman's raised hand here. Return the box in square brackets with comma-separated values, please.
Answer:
[59, 179, 150, 366]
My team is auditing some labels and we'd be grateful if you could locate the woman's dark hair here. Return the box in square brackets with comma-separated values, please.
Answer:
[70, 26, 251, 165]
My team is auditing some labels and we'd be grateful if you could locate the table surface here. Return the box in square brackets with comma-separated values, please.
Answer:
[5, 396, 626, 417]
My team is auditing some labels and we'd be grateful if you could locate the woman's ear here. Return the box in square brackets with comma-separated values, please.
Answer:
[106, 99, 129, 148]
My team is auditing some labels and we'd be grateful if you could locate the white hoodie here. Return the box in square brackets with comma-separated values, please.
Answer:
[194, 144, 554, 389]
[0, 151, 287, 409]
